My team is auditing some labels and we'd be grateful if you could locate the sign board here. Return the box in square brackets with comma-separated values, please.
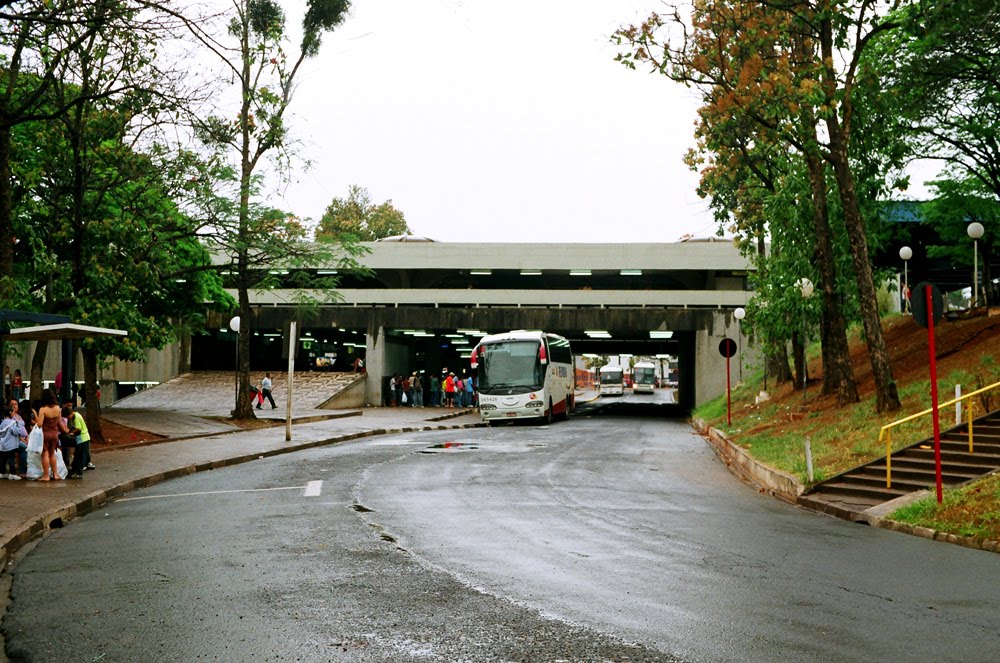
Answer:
[718, 338, 737, 359]
[910, 282, 943, 329]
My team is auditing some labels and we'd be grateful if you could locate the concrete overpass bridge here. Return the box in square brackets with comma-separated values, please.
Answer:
[199, 238, 757, 412]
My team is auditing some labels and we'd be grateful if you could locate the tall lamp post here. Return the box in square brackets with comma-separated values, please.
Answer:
[968, 222, 984, 308]
[899, 246, 912, 314]
[734, 307, 746, 384]
[229, 315, 241, 410]
[796, 278, 814, 404]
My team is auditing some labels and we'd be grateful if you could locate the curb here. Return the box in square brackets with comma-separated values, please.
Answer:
[0, 419, 486, 572]
[692, 418, 802, 503]
[692, 419, 1000, 554]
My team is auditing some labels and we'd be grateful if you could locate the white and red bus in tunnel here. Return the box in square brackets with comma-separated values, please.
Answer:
[471, 331, 575, 424]
[632, 361, 657, 394]
[599, 364, 625, 396]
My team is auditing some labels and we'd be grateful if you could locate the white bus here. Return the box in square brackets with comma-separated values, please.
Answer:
[471, 331, 575, 424]
[632, 361, 656, 394]
[599, 364, 625, 396]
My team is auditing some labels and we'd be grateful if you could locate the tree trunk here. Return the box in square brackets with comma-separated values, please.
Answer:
[791, 332, 805, 390]
[178, 321, 191, 374]
[232, 5, 256, 420]
[819, 15, 900, 413]
[825, 132, 899, 412]
[804, 151, 858, 404]
[29, 341, 48, 403]
[0, 123, 12, 279]
[81, 347, 104, 442]
[766, 340, 793, 384]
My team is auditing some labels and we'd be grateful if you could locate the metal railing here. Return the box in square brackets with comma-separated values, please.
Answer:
[878, 379, 1000, 488]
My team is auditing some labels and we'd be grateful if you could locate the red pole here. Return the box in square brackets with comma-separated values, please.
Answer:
[926, 285, 943, 503]
[726, 353, 732, 426]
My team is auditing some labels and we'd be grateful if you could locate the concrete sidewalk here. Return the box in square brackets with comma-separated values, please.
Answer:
[0, 405, 484, 569]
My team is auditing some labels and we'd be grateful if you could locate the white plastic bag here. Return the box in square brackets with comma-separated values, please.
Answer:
[401, 392, 408, 404]
[26, 425, 43, 454]
[25, 448, 68, 480]
[53, 451, 68, 479]
[26, 451, 42, 479]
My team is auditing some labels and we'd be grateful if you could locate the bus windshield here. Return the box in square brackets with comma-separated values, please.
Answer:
[634, 366, 656, 384]
[600, 370, 623, 384]
[478, 340, 544, 392]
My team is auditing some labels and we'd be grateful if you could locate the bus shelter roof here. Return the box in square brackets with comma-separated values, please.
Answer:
[0, 323, 128, 342]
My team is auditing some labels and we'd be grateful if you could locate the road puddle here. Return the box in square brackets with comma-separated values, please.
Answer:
[419, 441, 480, 454]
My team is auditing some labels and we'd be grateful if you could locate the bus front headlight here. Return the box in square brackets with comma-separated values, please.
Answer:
[526, 401, 543, 408]
[479, 404, 497, 411]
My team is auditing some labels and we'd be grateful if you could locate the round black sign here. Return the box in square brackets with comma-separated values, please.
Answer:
[910, 281, 943, 329]
[719, 338, 737, 358]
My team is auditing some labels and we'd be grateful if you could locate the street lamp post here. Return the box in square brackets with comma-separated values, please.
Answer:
[229, 315, 241, 411]
[734, 307, 746, 384]
[899, 246, 912, 314]
[968, 222, 985, 308]
[796, 278, 814, 404]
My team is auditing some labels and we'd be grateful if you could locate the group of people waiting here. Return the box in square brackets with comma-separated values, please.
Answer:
[386, 369, 476, 408]
[0, 389, 93, 481]
[3, 366, 25, 401]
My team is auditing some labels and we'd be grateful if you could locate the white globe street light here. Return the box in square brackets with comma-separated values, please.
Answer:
[968, 222, 985, 308]
[734, 307, 746, 384]
[796, 278, 814, 403]
[797, 277, 814, 299]
[899, 246, 912, 313]
[229, 315, 241, 333]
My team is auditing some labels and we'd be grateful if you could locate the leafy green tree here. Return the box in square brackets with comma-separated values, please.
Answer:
[316, 184, 411, 242]
[183, 0, 361, 418]
[922, 176, 998, 302]
[8, 3, 231, 438]
[890, 0, 1000, 197]
[0, 0, 153, 283]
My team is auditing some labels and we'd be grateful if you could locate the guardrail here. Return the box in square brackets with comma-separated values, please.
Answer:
[879, 379, 1000, 488]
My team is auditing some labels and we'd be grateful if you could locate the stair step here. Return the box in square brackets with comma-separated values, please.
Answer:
[861, 466, 981, 484]
[813, 482, 911, 501]
[837, 474, 932, 491]
[941, 432, 1000, 443]
[899, 449, 1000, 466]
[877, 457, 997, 475]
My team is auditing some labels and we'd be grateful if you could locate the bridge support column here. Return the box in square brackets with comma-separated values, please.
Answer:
[365, 323, 386, 407]
[694, 312, 757, 408]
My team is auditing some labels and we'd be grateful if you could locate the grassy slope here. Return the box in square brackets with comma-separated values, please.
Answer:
[695, 311, 1000, 540]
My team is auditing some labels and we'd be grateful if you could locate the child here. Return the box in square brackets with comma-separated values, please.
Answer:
[0, 404, 27, 480]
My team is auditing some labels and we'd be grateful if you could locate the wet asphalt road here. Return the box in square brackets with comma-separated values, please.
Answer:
[4, 406, 1000, 662]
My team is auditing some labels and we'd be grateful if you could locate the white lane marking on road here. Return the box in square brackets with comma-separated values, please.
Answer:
[304, 480, 323, 497]
[118, 486, 304, 502]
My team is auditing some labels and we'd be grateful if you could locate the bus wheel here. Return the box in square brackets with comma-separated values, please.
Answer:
[544, 400, 554, 425]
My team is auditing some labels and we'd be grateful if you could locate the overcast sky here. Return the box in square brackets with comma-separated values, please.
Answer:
[275, 0, 715, 243]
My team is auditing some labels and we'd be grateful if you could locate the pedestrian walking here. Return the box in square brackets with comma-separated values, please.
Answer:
[259, 373, 277, 409]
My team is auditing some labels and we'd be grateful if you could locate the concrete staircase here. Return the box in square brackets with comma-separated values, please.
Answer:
[108, 371, 364, 416]
[798, 410, 1000, 520]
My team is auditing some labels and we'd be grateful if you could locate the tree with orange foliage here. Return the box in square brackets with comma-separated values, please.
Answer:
[616, 1, 902, 412]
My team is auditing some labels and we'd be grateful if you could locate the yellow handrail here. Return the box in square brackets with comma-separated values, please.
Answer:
[878, 379, 1000, 488]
